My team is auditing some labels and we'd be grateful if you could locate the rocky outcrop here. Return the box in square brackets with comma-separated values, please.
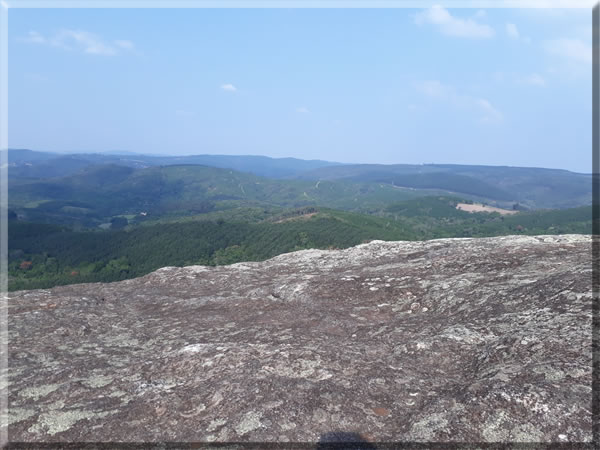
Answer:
[6, 235, 593, 443]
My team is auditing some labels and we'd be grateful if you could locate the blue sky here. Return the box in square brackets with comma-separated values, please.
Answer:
[8, 6, 593, 172]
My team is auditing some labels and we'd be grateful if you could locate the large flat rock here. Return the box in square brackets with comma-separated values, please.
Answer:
[6, 235, 593, 443]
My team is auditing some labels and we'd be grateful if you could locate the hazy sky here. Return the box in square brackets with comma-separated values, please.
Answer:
[8, 7, 593, 172]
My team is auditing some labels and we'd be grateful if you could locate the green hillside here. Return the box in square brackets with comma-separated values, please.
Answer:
[7, 153, 593, 292]
[296, 163, 592, 209]
[9, 199, 591, 291]
[8, 164, 431, 228]
[7, 150, 593, 214]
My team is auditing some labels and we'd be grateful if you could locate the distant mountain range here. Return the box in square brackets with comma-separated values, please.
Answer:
[294, 163, 592, 209]
[6, 148, 592, 291]
[5, 149, 342, 179]
[6, 149, 592, 214]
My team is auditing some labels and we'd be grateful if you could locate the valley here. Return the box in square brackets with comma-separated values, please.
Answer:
[5, 149, 593, 292]
[6, 6, 594, 444]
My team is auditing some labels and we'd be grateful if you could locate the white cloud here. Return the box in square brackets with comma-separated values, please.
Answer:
[19, 29, 133, 56]
[521, 73, 546, 87]
[475, 98, 503, 123]
[296, 107, 310, 114]
[114, 40, 134, 50]
[414, 80, 451, 98]
[506, 23, 519, 39]
[221, 84, 237, 92]
[544, 38, 592, 64]
[20, 30, 45, 44]
[505, 23, 532, 44]
[65, 30, 114, 54]
[415, 80, 503, 124]
[414, 6, 495, 39]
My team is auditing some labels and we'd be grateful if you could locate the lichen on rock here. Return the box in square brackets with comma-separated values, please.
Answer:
[6, 234, 592, 442]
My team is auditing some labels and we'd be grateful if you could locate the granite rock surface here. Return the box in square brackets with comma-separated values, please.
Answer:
[6, 235, 593, 443]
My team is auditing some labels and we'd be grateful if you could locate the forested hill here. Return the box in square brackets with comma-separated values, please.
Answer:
[7, 150, 592, 213]
[7, 163, 455, 228]
[8, 202, 592, 291]
[294, 163, 591, 209]
[6, 150, 593, 291]
[8, 160, 593, 230]
[6, 149, 341, 179]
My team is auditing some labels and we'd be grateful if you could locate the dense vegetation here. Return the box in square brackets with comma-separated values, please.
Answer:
[9, 198, 592, 291]
[297, 163, 592, 209]
[8, 151, 592, 226]
[344, 171, 513, 200]
[6, 150, 593, 291]
[8, 164, 433, 228]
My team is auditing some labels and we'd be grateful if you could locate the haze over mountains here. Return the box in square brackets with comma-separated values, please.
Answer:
[7, 149, 341, 179]
[6, 149, 593, 291]
[7, 149, 592, 212]
[7, 6, 594, 445]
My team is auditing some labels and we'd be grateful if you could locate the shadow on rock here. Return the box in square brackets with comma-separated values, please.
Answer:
[316, 431, 377, 449]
